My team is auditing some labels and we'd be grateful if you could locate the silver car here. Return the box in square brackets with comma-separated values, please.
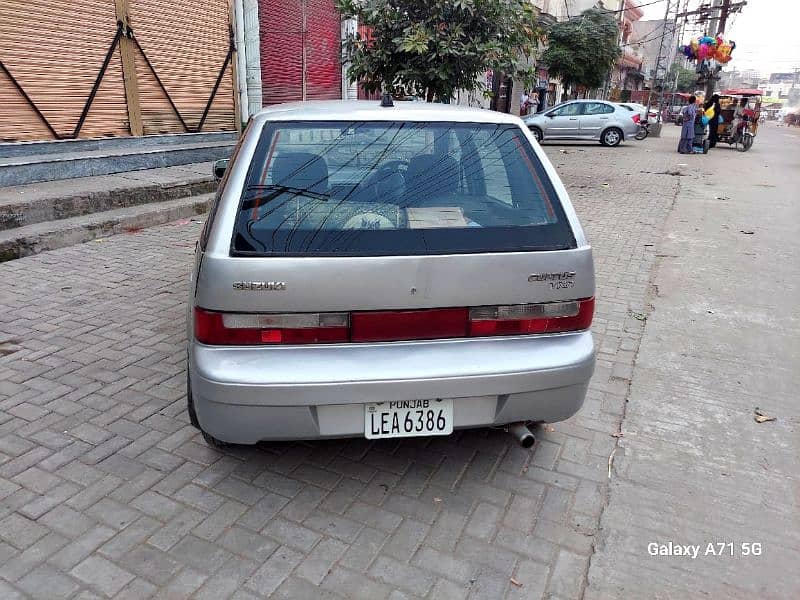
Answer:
[188, 100, 595, 446]
[524, 99, 640, 146]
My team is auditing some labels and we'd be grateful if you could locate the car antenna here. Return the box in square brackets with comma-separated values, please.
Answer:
[380, 91, 394, 108]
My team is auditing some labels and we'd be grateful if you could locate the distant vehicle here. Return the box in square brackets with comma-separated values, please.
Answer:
[667, 105, 686, 124]
[188, 100, 596, 446]
[716, 90, 763, 151]
[523, 100, 640, 146]
[616, 102, 659, 122]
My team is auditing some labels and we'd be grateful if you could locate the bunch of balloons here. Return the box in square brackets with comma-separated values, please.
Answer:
[679, 34, 736, 64]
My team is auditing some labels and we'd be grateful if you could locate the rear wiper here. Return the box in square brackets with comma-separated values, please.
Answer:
[241, 184, 329, 209]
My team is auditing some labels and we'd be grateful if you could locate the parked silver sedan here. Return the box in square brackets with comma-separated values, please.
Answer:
[523, 99, 640, 146]
[188, 100, 595, 446]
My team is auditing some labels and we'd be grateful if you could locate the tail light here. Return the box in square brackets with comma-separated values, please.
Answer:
[632, 113, 641, 124]
[194, 298, 594, 345]
[468, 298, 594, 336]
[351, 308, 468, 342]
[194, 308, 349, 345]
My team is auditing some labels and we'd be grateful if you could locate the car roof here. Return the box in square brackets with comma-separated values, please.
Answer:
[559, 99, 613, 104]
[252, 100, 523, 124]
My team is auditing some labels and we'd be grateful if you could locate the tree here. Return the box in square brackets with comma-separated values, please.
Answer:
[541, 8, 620, 96]
[336, 0, 540, 102]
[670, 62, 696, 92]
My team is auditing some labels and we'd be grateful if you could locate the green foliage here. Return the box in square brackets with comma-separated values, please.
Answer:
[336, 0, 541, 101]
[541, 8, 620, 91]
[670, 62, 696, 92]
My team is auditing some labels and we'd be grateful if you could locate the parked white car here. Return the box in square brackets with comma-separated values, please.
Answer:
[616, 102, 659, 122]
[524, 100, 641, 146]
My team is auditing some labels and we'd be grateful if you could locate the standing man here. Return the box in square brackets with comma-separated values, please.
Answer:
[520, 90, 530, 116]
[678, 95, 698, 154]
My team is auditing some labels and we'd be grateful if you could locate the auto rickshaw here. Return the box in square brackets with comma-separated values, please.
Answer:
[716, 89, 762, 151]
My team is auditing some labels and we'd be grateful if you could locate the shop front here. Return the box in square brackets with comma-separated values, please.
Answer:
[0, 0, 237, 142]
[259, 0, 342, 105]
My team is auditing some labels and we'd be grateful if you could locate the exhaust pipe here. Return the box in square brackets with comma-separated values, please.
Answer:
[509, 422, 536, 448]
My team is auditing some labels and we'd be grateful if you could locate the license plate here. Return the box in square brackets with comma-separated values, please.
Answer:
[364, 399, 453, 439]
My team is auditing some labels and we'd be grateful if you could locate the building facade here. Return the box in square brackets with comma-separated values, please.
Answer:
[611, 0, 645, 98]
[762, 72, 797, 100]
[632, 19, 679, 91]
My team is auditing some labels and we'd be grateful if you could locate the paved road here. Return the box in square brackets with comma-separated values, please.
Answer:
[0, 124, 793, 599]
[586, 121, 800, 599]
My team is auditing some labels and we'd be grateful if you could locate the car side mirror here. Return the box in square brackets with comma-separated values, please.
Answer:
[546, 113, 554, 118]
[213, 159, 229, 181]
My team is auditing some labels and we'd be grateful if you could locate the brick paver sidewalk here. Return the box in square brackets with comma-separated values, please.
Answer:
[0, 137, 681, 599]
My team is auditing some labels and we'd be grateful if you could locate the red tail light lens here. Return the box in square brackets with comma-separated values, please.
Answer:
[194, 299, 593, 345]
[351, 308, 468, 342]
[632, 113, 641, 124]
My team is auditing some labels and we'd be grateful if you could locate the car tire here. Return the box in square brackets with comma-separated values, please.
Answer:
[187, 370, 229, 447]
[601, 128, 622, 147]
[531, 127, 543, 143]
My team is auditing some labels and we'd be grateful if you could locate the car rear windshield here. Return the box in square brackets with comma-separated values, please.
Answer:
[231, 121, 576, 256]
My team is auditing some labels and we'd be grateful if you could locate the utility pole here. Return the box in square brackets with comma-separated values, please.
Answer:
[669, 0, 691, 98]
[705, 0, 731, 98]
[646, 0, 677, 134]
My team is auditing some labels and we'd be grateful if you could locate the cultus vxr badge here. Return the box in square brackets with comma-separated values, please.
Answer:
[528, 272, 575, 282]
[232, 281, 287, 291]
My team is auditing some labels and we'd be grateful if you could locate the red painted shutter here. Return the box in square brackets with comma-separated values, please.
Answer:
[260, 0, 304, 104]
[305, 0, 341, 100]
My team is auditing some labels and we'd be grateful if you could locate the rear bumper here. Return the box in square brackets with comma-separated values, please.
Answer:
[189, 331, 595, 444]
[618, 123, 640, 140]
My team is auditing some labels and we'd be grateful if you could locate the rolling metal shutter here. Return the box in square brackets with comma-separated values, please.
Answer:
[0, 0, 129, 141]
[128, 0, 236, 134]
[259, 0, 340, 105]
[260, 0, 304, 105]
[0, 0, 236, 142]
[305, 0, 341, 100]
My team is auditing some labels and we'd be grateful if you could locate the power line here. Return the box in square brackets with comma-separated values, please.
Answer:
[622, 21, 680, 48]
[605, 0, 667, 14]
[558, 0, 666, 20]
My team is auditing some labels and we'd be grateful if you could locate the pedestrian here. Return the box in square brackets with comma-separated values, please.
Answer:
[704, 94, 722, 149]
[520, 90, 530, 116]
[678, 95, 698, 154]
[530, 90, 539, 113]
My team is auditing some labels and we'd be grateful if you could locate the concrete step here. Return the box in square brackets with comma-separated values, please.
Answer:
[0, 163, 216, 231]
[0, 139, 235, 187]
[0, 131, 237, 158]
[0, 194, 213, 262]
